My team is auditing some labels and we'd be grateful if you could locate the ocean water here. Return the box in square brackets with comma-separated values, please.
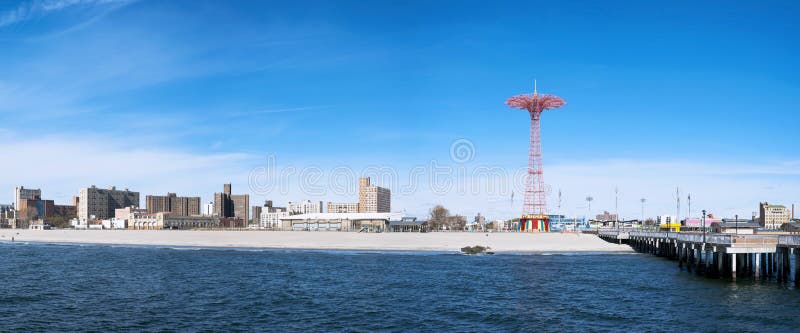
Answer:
[1, 242, 799, 332]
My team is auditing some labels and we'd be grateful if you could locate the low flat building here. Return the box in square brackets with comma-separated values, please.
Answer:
[220, 217, 246, 229]
[780, 222, 800, 234]
[389, 217, 427, 232]
[102, 218, 128, 229]
[116, 207, 158, 230]
[683, 218, 722, 230]
[711, 220, 760, 234]
[129, 212, 161, 230]
[280, 212, 404, 232]
[159, 213, 220, 230]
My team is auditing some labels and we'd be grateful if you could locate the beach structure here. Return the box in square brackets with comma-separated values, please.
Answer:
[711, 220, 760, 234]
[388, 217, 428, 232]
[506, 81, 565, 232]
[280, 212, 404, 232]
[162, 213, 220, 230]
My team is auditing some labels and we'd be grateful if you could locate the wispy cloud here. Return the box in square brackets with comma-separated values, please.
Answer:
[0, 133, 258, 204]
[0, 0, 129, 27]
[225, 106, 328, 118]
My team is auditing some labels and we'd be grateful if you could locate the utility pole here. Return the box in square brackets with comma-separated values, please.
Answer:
[640, 198, 646, 228]
[558, 189, 562, 227]
[687, 193, 692, 219]
[615, 187, 619, 229]
[675, 187, 681, 229]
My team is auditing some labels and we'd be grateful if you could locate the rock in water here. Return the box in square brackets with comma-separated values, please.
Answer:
[460, 245, 491, 255]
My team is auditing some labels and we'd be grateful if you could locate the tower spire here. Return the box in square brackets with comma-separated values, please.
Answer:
[534, 79, 538, 96]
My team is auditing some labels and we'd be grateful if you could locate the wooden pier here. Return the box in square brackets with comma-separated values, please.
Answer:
[598, 230, 800, 283]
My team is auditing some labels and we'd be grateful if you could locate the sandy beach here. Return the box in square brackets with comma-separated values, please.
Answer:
[2, 230, 631, 253]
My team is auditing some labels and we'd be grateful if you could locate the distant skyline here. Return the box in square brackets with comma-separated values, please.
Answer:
[0, 0, 797, 220]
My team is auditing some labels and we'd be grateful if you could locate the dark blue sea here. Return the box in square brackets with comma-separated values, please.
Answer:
[1, 242, 799, 332]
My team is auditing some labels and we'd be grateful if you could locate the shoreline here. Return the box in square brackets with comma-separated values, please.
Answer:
[0, 230, 633, 253]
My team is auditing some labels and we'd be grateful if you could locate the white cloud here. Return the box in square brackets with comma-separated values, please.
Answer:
[0, 0, 129, 27]
[0, 134, 258, 205]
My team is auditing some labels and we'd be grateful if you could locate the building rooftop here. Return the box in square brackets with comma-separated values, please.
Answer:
[281, 212, 404, 221]
[712, 221, 761, 228]
[390, 219, 428, 226]
[761, 202, 787, 208]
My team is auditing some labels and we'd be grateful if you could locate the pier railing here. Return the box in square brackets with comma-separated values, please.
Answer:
[778, 235, 800, 247]
[600, 230, 799, 248]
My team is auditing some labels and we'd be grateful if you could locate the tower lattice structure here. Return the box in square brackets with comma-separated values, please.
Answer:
[506, 82, 566, 216]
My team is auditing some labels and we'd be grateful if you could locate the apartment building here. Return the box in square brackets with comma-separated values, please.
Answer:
[146, 193, 201, 216]
[78, 186, 140, 220]
[288, 200, 323, 215]
[358, 177, 390, 213]
[759, 202, 791, 230]
[213, 184, 249, 221]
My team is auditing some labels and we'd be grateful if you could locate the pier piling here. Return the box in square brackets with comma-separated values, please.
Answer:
[598, 230, 799, 283]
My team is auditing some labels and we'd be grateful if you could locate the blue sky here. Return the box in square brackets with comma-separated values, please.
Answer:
[1, 0, 798, 220]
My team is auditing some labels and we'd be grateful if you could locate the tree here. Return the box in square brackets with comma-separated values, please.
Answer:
[46, 215, 73, 229]
[447, 215, 467, 231]
[429, 205, 450, 231]
[428, 205, 467, 231]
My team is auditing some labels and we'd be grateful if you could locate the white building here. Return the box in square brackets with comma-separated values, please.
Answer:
[287, 200, 323, 215]
[101, 218, 128, 229]
[657, 215, 678, 226]
[203, 202, 214, 216]
[261, 211, 290, 229]
[760, 202, 791, 230]
[280, 212, 404, 232]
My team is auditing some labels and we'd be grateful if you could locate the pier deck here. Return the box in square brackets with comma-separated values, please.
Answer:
[598, 230, 799, 283]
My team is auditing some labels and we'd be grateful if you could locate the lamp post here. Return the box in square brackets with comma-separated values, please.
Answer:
[702, 209, 707, 244]
[640, 198, 646, 230]
[585, 196, 593, 228]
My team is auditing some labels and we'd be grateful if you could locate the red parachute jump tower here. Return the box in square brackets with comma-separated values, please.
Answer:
[506, 81, 566, 232]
